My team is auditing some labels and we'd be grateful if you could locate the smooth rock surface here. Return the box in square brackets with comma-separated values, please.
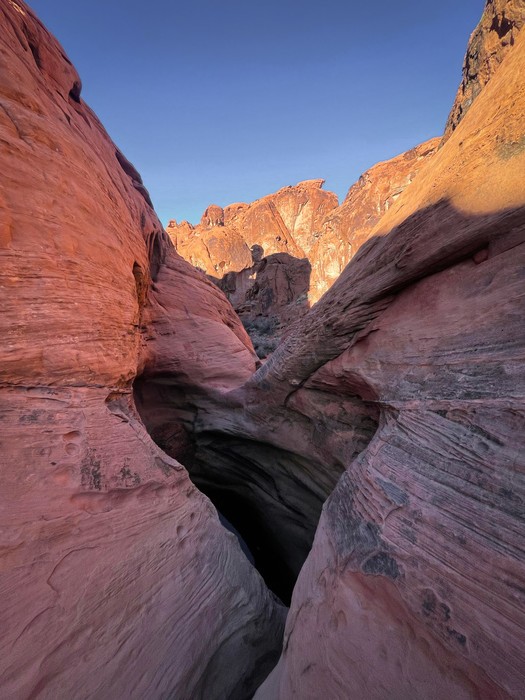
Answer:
[0, 2, 285, 699]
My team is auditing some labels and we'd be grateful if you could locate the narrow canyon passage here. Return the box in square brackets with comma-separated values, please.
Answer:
[133, 374, 380, 604]
[2, 1, 525, 697]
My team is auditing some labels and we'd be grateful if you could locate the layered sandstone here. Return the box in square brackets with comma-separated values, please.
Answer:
[155, 4, 525, 696]
[0, 2, 285, 699]
[2, 0, 524, 699]
[252, 16, 525, 699]
[167, 179, 337, 354]
[444, 0, 525, 138]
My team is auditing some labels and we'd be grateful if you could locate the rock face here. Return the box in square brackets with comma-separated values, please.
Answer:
[217, 251, 312, 357]
[169, 147, 444, 352]
[0, 2, 285, 699]
[444, 0, 525, 138]
[308, 138, 440, 301]
[167, 179, 337, 277]
[167, 180, 338, 355]
[2, 1, 525, 699]
[251, 17, 525, 700]
[156, 4, 525, 696]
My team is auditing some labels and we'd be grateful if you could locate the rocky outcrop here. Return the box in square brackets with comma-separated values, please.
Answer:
[169, 148, 445, 350]
[308, 138, 440, 301]
[155, 7, 525, 696]
[251, 20, 525, 700]
[168, 179, 337, 355]
[167, 179, 337, 277]
[0, 3, 285, 699]
[217, 251, 311, 357]
[444, 0, 525, 138]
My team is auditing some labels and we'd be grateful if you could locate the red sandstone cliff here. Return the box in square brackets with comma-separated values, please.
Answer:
[167, 179, 336, 355]
[308, 138, 439, 301]
[168, 147, 443, 353]
[251, 12, 525, 699]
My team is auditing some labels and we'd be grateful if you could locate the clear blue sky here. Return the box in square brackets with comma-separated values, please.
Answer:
[29, 0, 483, 225]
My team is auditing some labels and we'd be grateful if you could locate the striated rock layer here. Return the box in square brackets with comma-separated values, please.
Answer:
[252, 14, 525, 700]
[167, 179, 337, 355]
[2, 0, 524, 698]
[0, 2, 285, 699]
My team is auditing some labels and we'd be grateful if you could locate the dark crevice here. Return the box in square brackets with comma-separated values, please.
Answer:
[132, 374, 378, 605]
[115, 148, 154, 208]
[69, 80, 82, 103]
[27, 38, 42, 69]
[490, 13, 513, 39]
[132, 375, 312, 603]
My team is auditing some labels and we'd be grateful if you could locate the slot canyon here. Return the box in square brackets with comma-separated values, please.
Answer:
[0, 1, 524, 699]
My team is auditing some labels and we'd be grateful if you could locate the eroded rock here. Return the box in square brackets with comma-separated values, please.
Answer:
[444, 0, 525, 138]
[0, 3, 285, 698]
[253, 14, 525, 699]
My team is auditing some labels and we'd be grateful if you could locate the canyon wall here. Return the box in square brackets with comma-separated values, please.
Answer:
[168, 146, 442, 354]
[0, 2, 285, 698]
[167, 180, 336, 355]
[308, 138, 439, 301]
[1, 0, 524, 698]
[251, 11, 525, 698]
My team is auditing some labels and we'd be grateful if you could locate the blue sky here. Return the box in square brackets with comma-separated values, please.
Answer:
[29, 0, 483, 225]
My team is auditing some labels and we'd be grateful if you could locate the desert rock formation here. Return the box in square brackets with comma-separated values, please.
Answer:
[444, 0, 525, 138]
[252, 10, 525, 698]
[308, 137, 440, 301]
[1, 0, 524, 699]
[168, 145, 443, 354]
[0, 2, 285, 698]
[168, 179, 337, 354]
[162, 1, 524, 696]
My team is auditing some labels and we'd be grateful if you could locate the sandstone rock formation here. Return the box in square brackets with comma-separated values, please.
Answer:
[167, 179, 337, 277]
[0, 2, 285, 698]
[308, 137, 440, 301]
[168, 179, 337, 355]
[251, 14, 525, 699]
[2, 0, 525, 698]
[168, 147, 445, 353]
[444, 0, 525, 138]
[217, 251, 311, 357]
[157, 2, 525, 696]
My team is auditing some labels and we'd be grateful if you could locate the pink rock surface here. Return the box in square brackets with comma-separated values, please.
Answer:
[2, 1, 524, 698]
[0, 2, 284, 698]
[253, 15, 525, 700]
